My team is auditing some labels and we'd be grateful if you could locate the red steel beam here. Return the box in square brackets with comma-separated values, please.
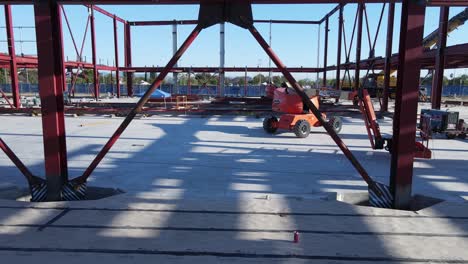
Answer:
[4, 5, 20, 109]
[325, 43, 468, 71]
[431, 6, 449, 110]
[34, 1, 69, 201]
[90, 6, 99, 100]
[87, 4, 126, 23]
[1, 46, 467, 72]
[370, 4, 386, 57]
[336, 4, 343, 92]
[59, 1, 401, 4]
[79, 14, 91, 61]
[382, 2, 394, 112]
[320, 4, 342, 23]
[354, 3, 364, 90]
[323, 17, 329, 87]
[244, 67, 248, 96]
[129, 20, 197, 26]
[119, 66, 322, 72]
[61, 6, 81, 59]
[129, 19, 320, 26]
[427, 0, 468, 6]
[124, 22, 133, 96]
[75, 25, 203, 183]
[1, 0, 466, 6]
[390, 0, 426, 209]
[254, 19, 320, 24]
[113, 15, 121, 98]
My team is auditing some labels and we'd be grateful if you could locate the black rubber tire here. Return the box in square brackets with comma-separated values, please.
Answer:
[263, 116, 278, 134]
[446, 133, 457, 139]
[294, 119, 311, 138]
[353, 96, 359, 107]
[328, 116, 343, 134]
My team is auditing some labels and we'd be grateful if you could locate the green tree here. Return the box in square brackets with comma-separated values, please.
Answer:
[194, 73, 218, 85]
[149, 72, 156, 82]
[271, 75, 287, 86]
[298, 78, 315, 87]
[252, 74, 266, 85]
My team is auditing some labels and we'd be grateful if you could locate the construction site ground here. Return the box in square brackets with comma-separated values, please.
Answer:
[0, 101, 467, 263]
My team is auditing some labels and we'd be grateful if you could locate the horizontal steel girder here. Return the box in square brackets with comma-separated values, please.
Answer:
[1, 0, 466, 6]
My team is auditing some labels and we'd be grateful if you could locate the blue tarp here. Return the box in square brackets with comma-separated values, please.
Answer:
[136, 89, 171, 98]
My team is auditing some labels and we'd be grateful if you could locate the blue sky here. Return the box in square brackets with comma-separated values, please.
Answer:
[0, 4, 467, 79]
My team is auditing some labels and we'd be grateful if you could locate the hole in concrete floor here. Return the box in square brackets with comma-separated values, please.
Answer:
[82, 186, 126, 201]
[326, 192, 444, 211]
[0, 185, 125, 202]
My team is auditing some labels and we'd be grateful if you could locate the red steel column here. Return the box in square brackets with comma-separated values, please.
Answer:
[113, 16, 121, 98]
[382, 2, 395, 112]
[336, 5, 343, 93]
[390, 0, 425, 209]
[188, 70, 191, 95]
[431, 6, 449, 110]
[322, 17, 329, 87]
[90, 6, 99, 100]
[5, 5, 20, 109]
[244, 67, 248, 96]
[34, 0, 69, 201]
[125, 22, 134, 97]
[354, 3, 364, 91]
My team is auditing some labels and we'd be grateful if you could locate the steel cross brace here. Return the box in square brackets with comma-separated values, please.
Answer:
[0, 138, 47, 201]
[0, 87, 14, 108]
[70, 2, 390, 206]
[340, 5, 359, 90]
[357, 4, 386, 90]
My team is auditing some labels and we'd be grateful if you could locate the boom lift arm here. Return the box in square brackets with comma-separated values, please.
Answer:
[355, 89, 431, 159]
[423, 7, 468, 50]
[374, 8, 468, 87]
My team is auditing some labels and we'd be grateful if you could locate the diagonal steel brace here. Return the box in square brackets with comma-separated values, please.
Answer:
[0, 138, 47, 201]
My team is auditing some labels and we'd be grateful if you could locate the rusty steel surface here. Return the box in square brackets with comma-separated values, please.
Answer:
[323, 17, 329, 87]
[354, 3, 364, 91]
[34, 1, 69, 201]
[382, 2, 395, 112]
[130, 19, 320, 26]
[336, 4, 343, 92]
[90, 6, 100, 100]
[390, 0, 426, 209]
[4, 5, 20, 108]
[2, 0, 463, 6]
[431, 6, 449, 110]
[113, 15, 121, 98]
[124, 22, 133, 97]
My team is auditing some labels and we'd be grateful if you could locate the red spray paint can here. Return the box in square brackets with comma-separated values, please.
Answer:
[293, 231, 299, 243]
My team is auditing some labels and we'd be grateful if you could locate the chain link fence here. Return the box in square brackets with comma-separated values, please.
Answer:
[1, 83, 467, 99]
[0, 83, 268, 97]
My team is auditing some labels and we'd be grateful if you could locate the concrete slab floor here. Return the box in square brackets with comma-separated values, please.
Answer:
[0, 102, 467, 263]
[0, 197, 468, 263]
[0, 105, 467, 202]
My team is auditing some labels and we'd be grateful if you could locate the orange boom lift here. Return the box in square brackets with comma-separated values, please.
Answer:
[263, 86, 342, 138]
